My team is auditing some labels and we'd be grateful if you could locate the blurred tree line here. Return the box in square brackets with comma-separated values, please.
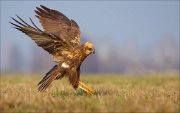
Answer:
[1, 34, 179, 75]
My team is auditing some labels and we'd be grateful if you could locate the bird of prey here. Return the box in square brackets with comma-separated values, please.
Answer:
[10, 5, 95, 95]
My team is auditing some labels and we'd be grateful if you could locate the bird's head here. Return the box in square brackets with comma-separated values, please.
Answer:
[83, 42, 95, 55]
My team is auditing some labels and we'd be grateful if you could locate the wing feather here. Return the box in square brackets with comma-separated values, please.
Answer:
[35, 5, 80, 47]
[10, 16, 72, 62]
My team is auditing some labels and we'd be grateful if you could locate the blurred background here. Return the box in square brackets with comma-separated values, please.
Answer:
[0, 1, 179, 75]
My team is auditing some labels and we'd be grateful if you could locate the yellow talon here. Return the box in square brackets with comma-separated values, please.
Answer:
[79, 81, 93, 92]
[79, 81, 94, 95]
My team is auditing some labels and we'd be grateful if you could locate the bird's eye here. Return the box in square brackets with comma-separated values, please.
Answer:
[88, 48, 93, 51]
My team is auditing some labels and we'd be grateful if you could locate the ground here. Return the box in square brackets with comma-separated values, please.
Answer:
[0, 74, 179, 112]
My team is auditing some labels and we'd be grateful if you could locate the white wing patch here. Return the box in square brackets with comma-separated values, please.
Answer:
[61, 62, 70, 68]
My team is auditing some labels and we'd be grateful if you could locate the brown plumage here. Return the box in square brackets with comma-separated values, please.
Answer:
[10, 5, 95, 92]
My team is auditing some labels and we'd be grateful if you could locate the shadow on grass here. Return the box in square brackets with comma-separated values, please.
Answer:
[93, 89, 112, 96]
[52, 89, 111, 97]
[52, 90, 71, 97]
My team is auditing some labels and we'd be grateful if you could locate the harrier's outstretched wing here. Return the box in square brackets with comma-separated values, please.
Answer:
[10, 16, 72, 62]
[35, 5, 80, 47]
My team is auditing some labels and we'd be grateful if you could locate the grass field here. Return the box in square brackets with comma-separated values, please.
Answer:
[0, 74, 179, 112]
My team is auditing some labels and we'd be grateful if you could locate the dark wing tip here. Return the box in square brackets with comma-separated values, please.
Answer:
[40, 5, 51, 11]
[10, 17, 25, 28]
[34, 10, 41, 17]
[35, 15, 40, 19]
[9, 21, 19, 27]
[36, 7, 43, 13]
[71, 19, 79, 28]
[40, 5, 45, 8]
[35, 6, 41, 12]
[35, 5, 50, 18]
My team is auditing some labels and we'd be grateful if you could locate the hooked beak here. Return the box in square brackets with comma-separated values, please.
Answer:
[93, 49, 95, 54]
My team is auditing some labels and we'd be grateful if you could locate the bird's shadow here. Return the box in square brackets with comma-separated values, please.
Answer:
[52, 89, 111, 97]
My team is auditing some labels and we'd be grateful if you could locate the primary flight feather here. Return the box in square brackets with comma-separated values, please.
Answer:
[10, 5, 95, 94]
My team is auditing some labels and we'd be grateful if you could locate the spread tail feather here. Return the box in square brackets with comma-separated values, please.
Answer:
[38, 65, 59, 92]
[38, 65, 57, 85]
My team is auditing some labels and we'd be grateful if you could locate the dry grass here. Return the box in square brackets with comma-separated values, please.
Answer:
[0, 74, 179, 112]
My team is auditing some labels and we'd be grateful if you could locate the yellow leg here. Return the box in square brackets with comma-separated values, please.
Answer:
[79, 81, 94, 92]
[79, 81, 94, 95]
[79, 86, 92, 95]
